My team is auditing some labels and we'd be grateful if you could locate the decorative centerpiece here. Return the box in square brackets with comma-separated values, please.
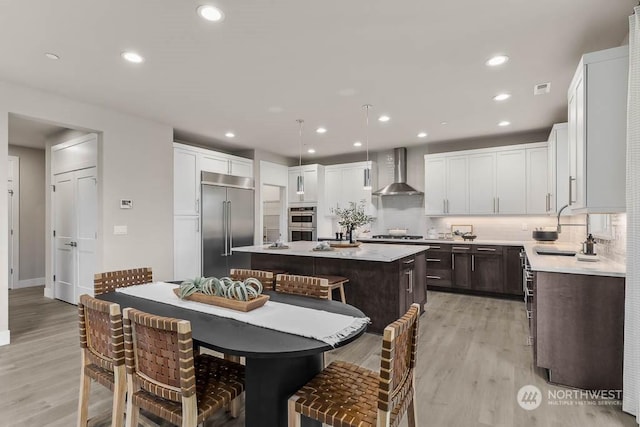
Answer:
[174, 276, 269, 312]
[331, 200, 374, 245]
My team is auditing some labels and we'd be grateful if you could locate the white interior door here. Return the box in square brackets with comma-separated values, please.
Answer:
[54, 168, 97, 303]
[7, 187, 13, 289]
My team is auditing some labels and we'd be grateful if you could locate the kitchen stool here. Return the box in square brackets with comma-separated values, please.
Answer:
[314, 275, 349, 304]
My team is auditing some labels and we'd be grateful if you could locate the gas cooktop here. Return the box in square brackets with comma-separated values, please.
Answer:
[371, 235, 424, 240]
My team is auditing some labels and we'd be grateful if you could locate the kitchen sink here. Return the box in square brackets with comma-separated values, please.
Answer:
[534, 246, 576, 256]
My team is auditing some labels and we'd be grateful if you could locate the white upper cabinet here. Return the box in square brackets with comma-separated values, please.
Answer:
[288, 164, 324, 204]
[323, 161, 376, 216]
[468, 153, 496, 214]
[425, 142, 548, 216]
[568, 46, 628, 213]
[547, 123, 569, 213]
[526, 147, 549, 215]
[424, 157, 447, 215]
[174, 147, 200, 216]
[445, 156, 469, 214]
[200, 153, 229, 175]
[230, 158, 254, 178]
[495, 150, 526, 214]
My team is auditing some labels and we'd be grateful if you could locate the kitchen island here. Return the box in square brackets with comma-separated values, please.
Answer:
[233, 241, 428, 333]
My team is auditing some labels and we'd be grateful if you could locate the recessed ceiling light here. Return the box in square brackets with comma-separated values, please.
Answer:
[316, 127, 327, 134]
[486, 55, 509, 67]
[307, 148, 316, 154]
[121, 51, 144, 63]
[440, 121, 448, 125]
[45, 52, 59, 60]
[417, 132, 428, 138]
[225, 132, 235, 138]
[498, 121, 511, 127]
[197, 5, 224, 22]
[353, 141, 362, 147]
[378, 115, 390, 122]
[493, 93, 511, 101]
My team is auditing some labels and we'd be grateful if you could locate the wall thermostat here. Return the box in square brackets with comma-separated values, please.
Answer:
[120, 199, 133, 209]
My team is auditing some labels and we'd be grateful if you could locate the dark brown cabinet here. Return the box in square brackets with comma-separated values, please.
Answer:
[452, 245, 472, 289]
[400, 253, 427, 314]
[503, 246, 524, 296]
[425, 244, 452, 288]
[471, 246, 503, 292]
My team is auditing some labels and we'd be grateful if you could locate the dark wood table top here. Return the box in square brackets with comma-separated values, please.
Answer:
[98, 289, 367, 359]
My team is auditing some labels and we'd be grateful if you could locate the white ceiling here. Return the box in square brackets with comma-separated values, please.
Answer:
[0, 1, 633, 159]
[8, 115, 68, 149]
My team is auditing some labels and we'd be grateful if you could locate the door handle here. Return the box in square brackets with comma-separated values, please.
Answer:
[196, 198, 200, 214]
[227, 201, 233, 255]
[472, 255, 475, 272]
[403, 259, 415, 265]
[443, 199, 446, 214]
[427, 258, 441, 262]
[476, 247, 496, 252]
[452, 253, 455, 270]
[406, 269, 413, 293]
[222, 201, 228, 256]
[64, 242, 77, 247]
[496, 197, 500, 213]
[427, 275, 441, 280]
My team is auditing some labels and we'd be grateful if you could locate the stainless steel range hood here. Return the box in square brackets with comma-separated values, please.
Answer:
[373, 147, 423, 196]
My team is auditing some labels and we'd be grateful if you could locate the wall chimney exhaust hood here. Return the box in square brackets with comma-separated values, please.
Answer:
[373, 147, 423, 196]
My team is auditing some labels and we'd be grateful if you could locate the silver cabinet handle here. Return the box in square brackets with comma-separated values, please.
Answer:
[429, 245, 441, 249]
[493, 197, 496, 213]
[196, 218, 199, 232]
[496, 197, 500, 213]
[472, 255, 475, 271]
[222, 201, 228, 256]
[406, 270, 413, 293]
[477, 247, 496, 252]
[427, 258, 441, 262]
[526, 310, 532, 319]
[452, 246, 470, 250]
[403, 259, 415, 265]
[569, 176, 576, 205]
[427, 275, 441, 280]
[64, 242, 77, 247]
[443, 199, 446, 214]
[196, 198, 200, 213]
[452, 253, 455, 270]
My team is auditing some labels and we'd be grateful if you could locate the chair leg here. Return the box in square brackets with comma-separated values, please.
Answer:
[407, 390, 418, 427]
[77, 362, 91, 427]
[339, 284, 346, 304]
[288, 396, 301, 427]
[126, 375, 140, 427]
[112, 367, 126, 427]
[229, 395, 241, 418]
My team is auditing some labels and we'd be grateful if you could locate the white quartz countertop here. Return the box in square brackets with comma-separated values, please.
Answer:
[233, 241, 430, 262]
[523, 243, 625, 278]
[356, 237, 529, 246]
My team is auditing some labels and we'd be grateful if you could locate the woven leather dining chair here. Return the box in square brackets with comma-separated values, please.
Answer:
[275, 274, 330, 300]
[77, 294, 126, 427]
[288, 303, 421, 427]
[122, 308, 245, 427]
[94, 267, 153, 295]
[230, 268, 275, 291]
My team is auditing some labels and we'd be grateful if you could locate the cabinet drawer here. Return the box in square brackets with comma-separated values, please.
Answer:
[426, 243, 451, 252]
[426, 252, 452, 269]
[451, 244, 473, 253]
[426, 269, 452, 287]
[472, 245, 503, 254]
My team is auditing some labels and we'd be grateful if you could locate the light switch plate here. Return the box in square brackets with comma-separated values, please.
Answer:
[113, 225, 128, 235]
[521, 223, 528, 231]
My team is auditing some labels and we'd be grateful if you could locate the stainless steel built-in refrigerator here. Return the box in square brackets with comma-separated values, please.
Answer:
[201, 171, 254, 278]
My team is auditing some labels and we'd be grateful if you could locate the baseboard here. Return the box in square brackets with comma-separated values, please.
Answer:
[44, 287, 54, 299]
[13, 277, 45, 289]
[0, 330, 10, 347]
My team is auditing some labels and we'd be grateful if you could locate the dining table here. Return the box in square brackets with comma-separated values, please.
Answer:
[98, 286, 368, 427]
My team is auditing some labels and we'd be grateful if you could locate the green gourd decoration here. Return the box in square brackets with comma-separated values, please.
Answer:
[178, 276, 264, 301]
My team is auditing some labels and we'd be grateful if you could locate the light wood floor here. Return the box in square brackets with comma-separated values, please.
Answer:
[0, 286, 636, 427]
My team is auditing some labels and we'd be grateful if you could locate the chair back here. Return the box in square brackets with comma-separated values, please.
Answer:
[78, 294, 124, 372]
[230, 268, 275, 290]
[378, 303, 420, 417]
[123, 308, 196, 403]
[94, 267, 153, 295]
[275, 274, 330, 299]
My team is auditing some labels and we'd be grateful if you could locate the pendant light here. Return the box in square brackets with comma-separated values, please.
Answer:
[296, 119, 305, 195]
[362, 104, 373, 190]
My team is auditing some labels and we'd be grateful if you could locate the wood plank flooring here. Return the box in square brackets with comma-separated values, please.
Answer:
[0, 286, 636, 426]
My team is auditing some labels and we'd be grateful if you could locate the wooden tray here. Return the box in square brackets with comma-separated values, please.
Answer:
[329, 242, 361, 248]
[264, 245, 290, 250]
[172, 288, 270, 312]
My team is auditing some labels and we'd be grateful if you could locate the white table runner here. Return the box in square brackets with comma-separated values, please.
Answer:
[116, 282, 369, 346]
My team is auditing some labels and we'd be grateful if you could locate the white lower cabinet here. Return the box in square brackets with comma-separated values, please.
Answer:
[174, 216, 201, 280]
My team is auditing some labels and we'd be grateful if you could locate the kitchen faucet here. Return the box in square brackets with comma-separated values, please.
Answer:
[557, 204, 589, 233]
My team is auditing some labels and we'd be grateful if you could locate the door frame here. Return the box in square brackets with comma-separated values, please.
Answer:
[50, 133, 98, 302]
[7, 156, 19, 290]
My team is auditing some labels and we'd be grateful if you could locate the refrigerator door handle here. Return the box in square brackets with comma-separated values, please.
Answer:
[228, 201, 233, 255]
[222, 201, 228, 256]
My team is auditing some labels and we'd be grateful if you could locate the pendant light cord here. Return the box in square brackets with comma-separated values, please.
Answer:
[364, 104, 371, 163]
[297, 119, 304, 175]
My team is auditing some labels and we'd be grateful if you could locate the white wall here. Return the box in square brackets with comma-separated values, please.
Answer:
[0, 80, 174, 344]
[7, 145, 45, 283]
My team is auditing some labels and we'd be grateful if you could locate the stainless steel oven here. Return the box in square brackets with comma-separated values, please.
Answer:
[288, 206, 317, 241]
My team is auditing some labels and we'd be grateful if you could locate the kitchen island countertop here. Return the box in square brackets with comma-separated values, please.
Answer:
[233, 241, 429, 263]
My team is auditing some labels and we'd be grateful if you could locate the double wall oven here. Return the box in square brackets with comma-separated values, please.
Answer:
[288, 206, 317, 241]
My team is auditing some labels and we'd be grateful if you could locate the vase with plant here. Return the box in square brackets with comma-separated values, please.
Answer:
[331, 200, 374, 243]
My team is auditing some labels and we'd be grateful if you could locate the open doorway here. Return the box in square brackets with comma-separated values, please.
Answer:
[262, 184, 285, 243]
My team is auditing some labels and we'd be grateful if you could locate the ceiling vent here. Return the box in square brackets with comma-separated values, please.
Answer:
[534, 82, 551, 95]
